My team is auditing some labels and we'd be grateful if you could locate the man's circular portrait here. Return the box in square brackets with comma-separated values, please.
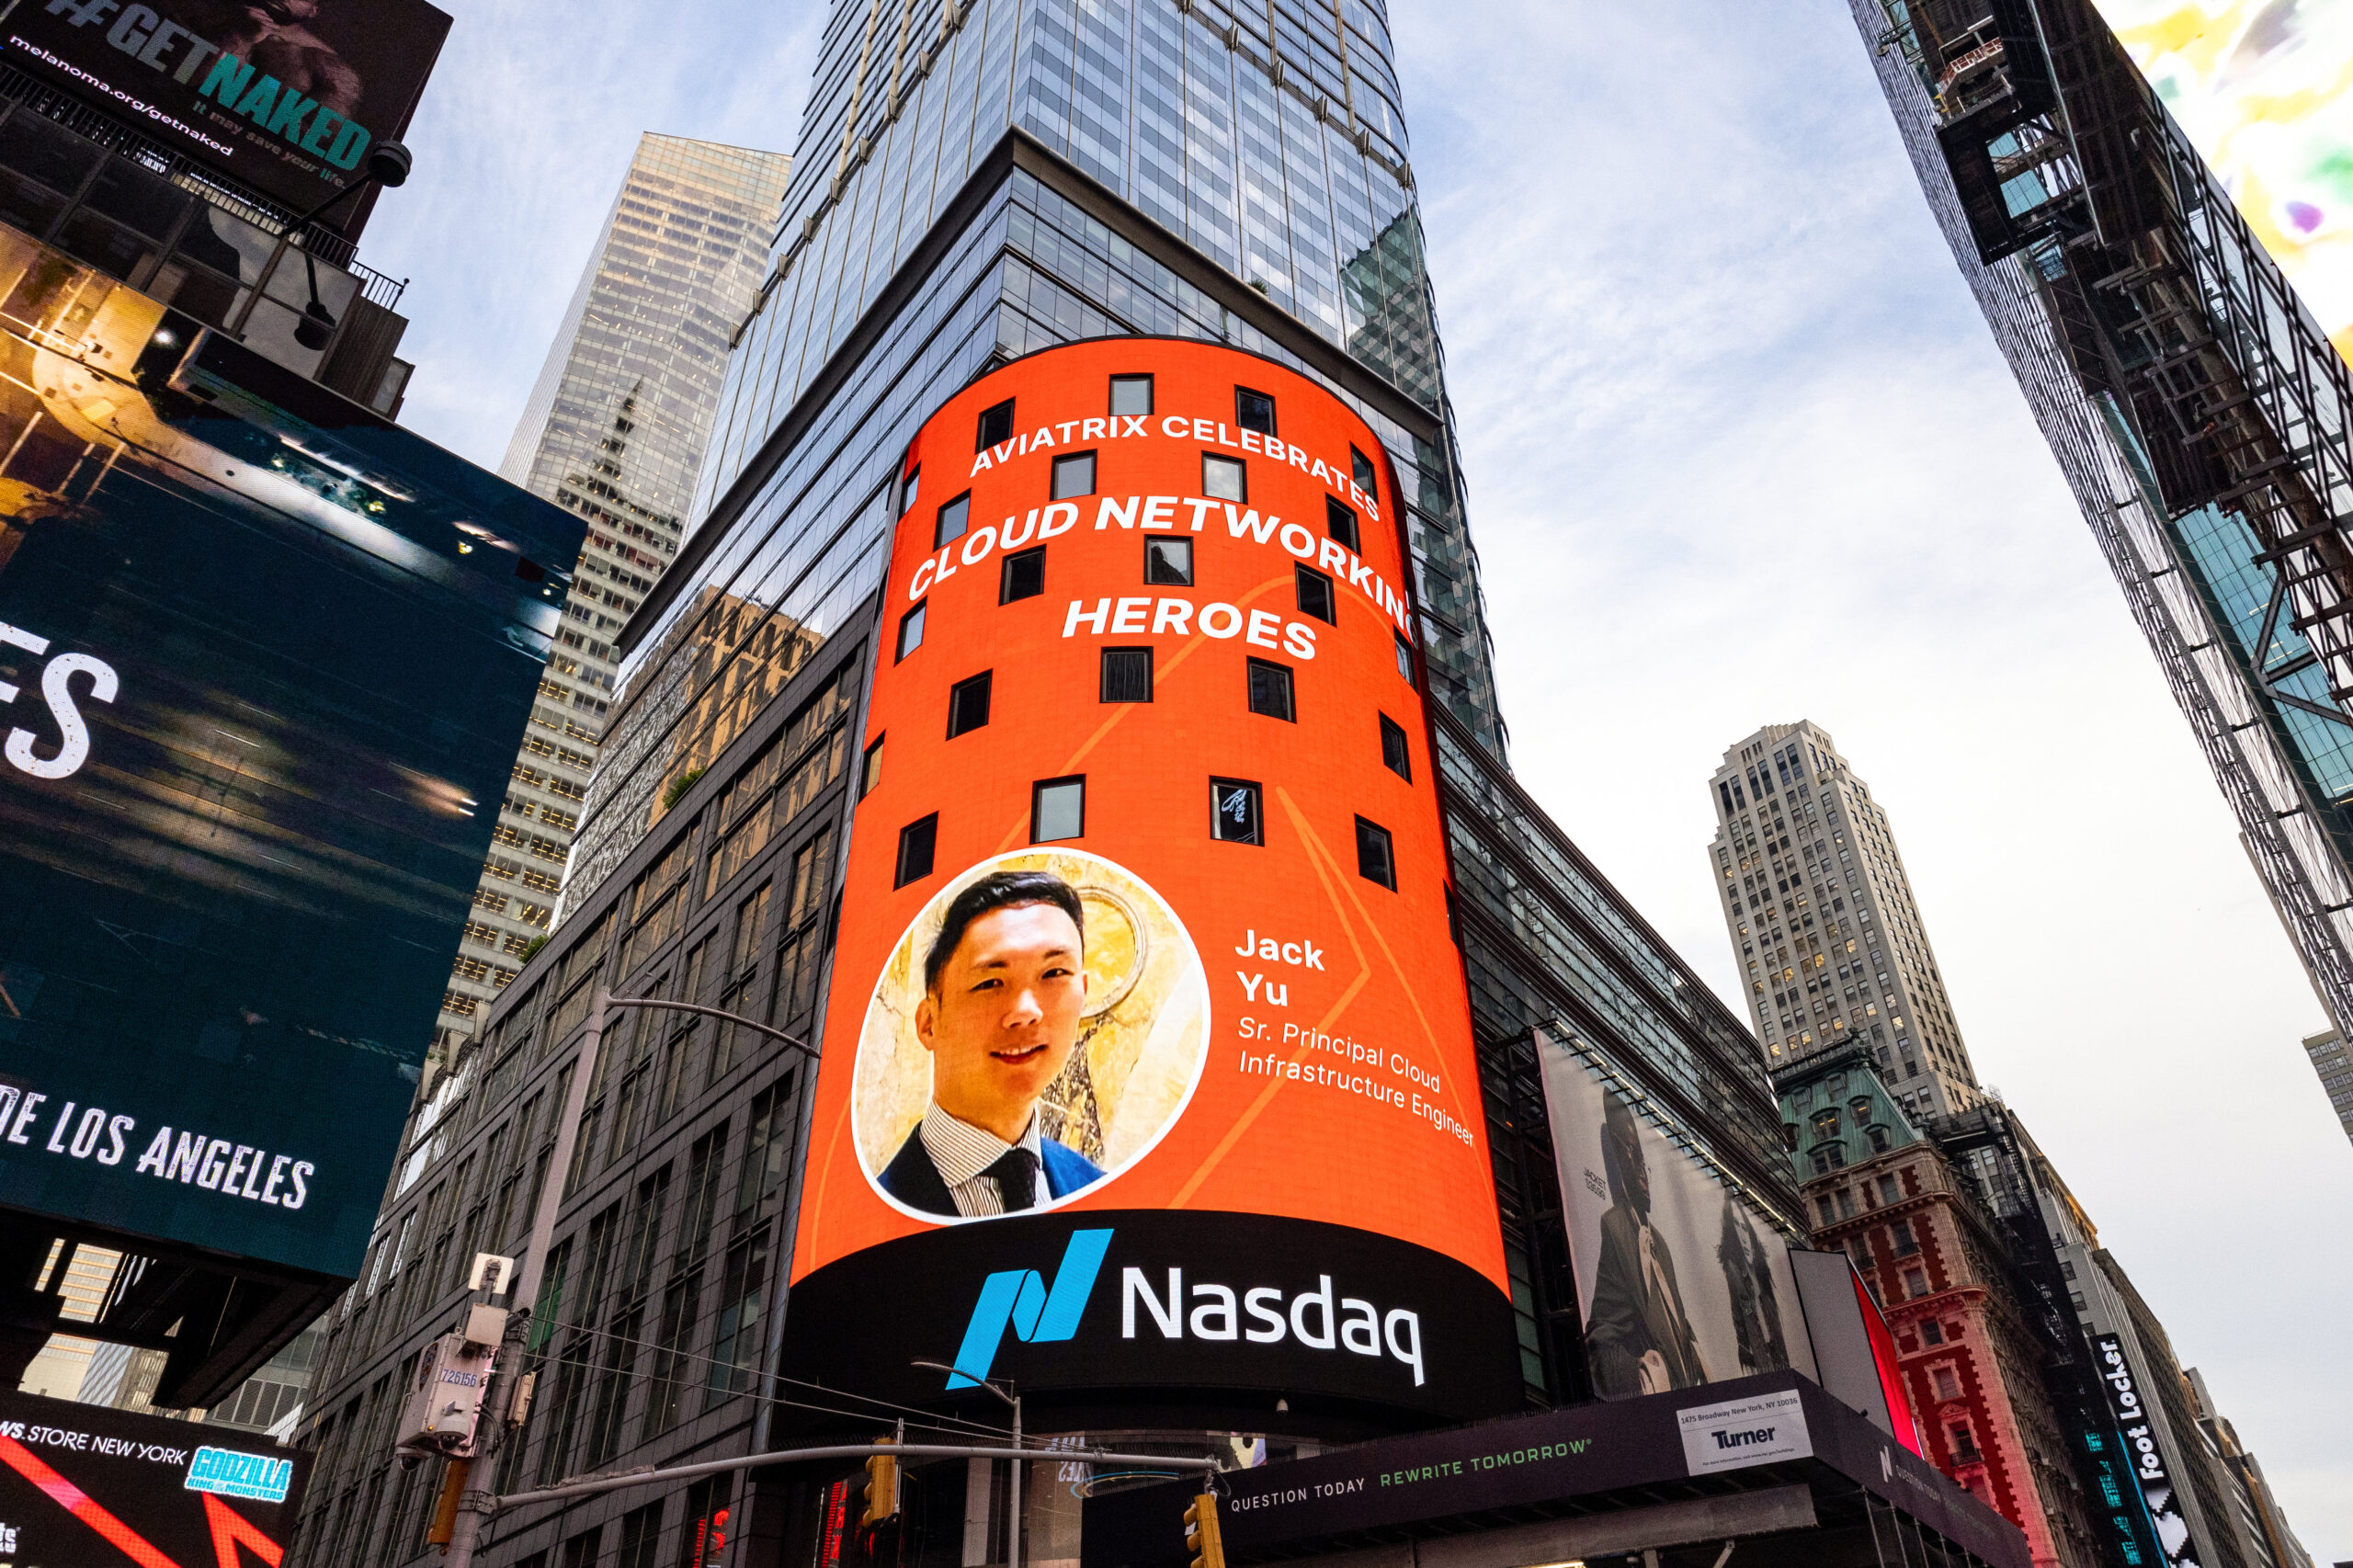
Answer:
[852, 848, 1211, 1222]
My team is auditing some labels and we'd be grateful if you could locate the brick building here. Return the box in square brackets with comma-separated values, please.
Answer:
[1779, 1054, 2106, 1568]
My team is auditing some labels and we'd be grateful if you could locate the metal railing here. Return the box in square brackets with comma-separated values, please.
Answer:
[0, 62, 404, 307]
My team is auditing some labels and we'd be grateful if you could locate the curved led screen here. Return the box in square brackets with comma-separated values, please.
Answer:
[779, 339, 1517, 1426]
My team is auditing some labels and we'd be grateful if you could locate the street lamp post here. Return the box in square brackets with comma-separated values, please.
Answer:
[222, 141, 415, 346]
[912, 1361, 1022, 1568]
[441, 988, 814, 1568]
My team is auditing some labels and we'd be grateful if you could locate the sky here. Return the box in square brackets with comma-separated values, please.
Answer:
[368, 0, 2352, 1550]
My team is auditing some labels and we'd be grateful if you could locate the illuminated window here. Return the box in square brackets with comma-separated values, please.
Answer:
[1210, 778, 1262, 845]
[1294, 565, 1336, 624]
[1031, 778, 1085, 843]
[1109, 374, 1153, 416]
[859, 738, 882, 798]
[1051, 451, 1097, 500]
[1235, 387, 1276, 435]
[1144, 537, 1192, 585]
[1325, 496, 1359, 551]
[894, 814, 937, 887]
[946, 672, 992, 738]
[1350, 444, 1377, 495]
[1380, 713, 1411, 781]
[935, 494, 971, 549]
[1203, 453, 1246, 502]
[1355, 816, 1395, 891]
[976, 399, 1014, 451]
[1246, 658, 1294, 722]
[1000, 546, 1045, 603]
[1099, 647, 1152, 703]
[896, 603, 925, 661]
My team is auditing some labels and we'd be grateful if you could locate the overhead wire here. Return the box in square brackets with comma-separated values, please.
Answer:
[502, 1310, 1012, 1440]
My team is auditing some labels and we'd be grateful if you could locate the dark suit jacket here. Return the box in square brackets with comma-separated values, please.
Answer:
[879, 1124, 1106, 1216]
[1585, 1205, 1706, 1397]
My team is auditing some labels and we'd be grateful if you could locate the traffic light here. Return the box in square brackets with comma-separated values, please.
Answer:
[861, 1438, 900, 1528]
[1183, 1492, 1224, 1568]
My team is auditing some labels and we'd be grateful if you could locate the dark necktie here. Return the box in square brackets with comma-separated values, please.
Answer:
[985, 1146, 1040, 1211]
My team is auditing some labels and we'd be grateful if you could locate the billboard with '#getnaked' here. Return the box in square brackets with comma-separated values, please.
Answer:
[6, 0, 452, 230]
[777, 338, 1519, 1429]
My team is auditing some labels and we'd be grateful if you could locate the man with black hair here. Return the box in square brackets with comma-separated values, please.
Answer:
[879, 869, 1108, 1217]
[1586, 1090, 1708, 1396]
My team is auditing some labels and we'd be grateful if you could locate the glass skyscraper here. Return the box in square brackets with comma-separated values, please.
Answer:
[437, 134, 792, 1040]
[574, 0, 1507, 906]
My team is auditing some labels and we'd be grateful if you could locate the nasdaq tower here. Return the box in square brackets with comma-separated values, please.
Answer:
[591, 0, 1799, 1396]
[583, 0, 1798, 1393]
[292, 4, 1804, 1564]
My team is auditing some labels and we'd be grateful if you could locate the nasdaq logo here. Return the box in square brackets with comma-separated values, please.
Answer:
[942, 1229, 1113, 1388]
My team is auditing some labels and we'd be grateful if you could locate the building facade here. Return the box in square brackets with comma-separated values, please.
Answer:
[437, 133, 793, 1040]
[290, 627, 867, 1568]
[290, 2, 1819, 1565]
[1779, 1045, 2316, 1568]
[1845, 0, 2353, 1045]
[2028, 1127, 2303, 1568]
[1778, 1057, 2101, 1568]
[2301, 1029, 2353, 1147]
[1710, 722, 1985, 1117]
[2184, 1369, 2316, 1568]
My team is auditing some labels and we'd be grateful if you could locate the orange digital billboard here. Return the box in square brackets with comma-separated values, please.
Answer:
[778, 339, 1518, 1426]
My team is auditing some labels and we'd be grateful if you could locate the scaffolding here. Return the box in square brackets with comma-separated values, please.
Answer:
[1860, 0, 2353, 1038]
